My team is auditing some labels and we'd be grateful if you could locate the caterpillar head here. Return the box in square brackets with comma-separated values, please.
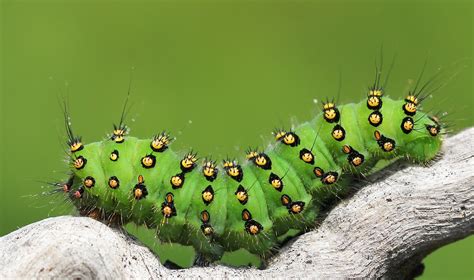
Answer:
[397, 114, 444, 163]
[416, 116, 444, 161]
[415, 116, 446, 163]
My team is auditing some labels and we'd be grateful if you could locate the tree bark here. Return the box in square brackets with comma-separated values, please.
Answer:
[1, 128, 473, 279]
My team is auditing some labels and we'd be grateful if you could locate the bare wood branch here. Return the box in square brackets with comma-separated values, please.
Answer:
[1, 128, 473, 279]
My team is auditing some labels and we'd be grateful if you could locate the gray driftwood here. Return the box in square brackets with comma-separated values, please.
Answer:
[1, 128, 473, 279]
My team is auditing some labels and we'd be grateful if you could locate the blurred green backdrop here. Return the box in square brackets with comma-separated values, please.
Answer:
[0, 0, 472, 278]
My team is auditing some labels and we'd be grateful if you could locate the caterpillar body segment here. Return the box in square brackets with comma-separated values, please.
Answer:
[63, 94, 443, 264]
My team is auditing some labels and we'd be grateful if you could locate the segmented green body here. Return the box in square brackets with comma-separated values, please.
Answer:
[64, 96, 442, 262]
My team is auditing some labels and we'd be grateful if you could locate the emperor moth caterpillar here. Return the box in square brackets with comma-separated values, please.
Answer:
[57, 60, 445, 266]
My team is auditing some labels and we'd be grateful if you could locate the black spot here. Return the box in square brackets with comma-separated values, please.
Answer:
[268, 173, 284, 192]
[83, 176, 95, 188]
[141, 154, 156, 169]
[368, 111, 383, 127]
[224, 163, 243, 182]
[241, 209, 252, 221]
[200, 224, 214, 236]
[68, 138, 84, 153]
[245, 220, 263, 235]
[201, 185, 214, 205]
[402, 103, 417, 116]
[253, 153, 272, 170]
[314, 168, 338, 184]
[281, 132, 300, 147]
[110, 150, 119, 161]
[425, 124, 440, 136]
[322, 171, 338, 185]
[161, 193, 177, 218]
[200, 210, 211, 223]
[180, 153, 197, 173]
[367, 96, 383, 110]
[348, 152, 364, 167]
[299, 148, 315, 164]
[323, 107, 340, 123]
[200, 210, 213, 236]
[401, 117, 414, 134]
[202, 162, 218, 182]
[332, 124, 346, 141]
[170, 173, 185, 189]
[108, 176, 120, 189]
[150, 133, 171, 152]
[111, 125, 126, 143]
[376, 133, 396, 152]
[133, 182, 148, 200]
[74, 156, 87, 170]
[280, 194, 292, 206]
[235, 185, 248, 205]
[287, 201, 305, 214]
[344, 146, 365, 167]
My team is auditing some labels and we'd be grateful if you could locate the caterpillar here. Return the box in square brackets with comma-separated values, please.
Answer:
[56, 59, 445, 267]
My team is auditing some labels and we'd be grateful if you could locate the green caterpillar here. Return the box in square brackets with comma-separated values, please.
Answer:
[58, 61, 444, 266]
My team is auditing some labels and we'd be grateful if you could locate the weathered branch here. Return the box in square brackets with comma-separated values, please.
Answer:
[1, 128, 473, 279]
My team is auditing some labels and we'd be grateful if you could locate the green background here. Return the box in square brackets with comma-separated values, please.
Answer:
[0, 0, 472, 278]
